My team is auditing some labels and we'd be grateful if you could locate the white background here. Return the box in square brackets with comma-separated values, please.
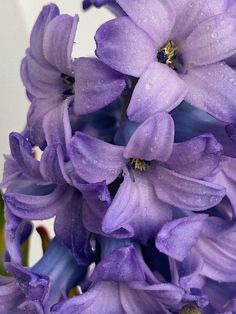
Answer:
[0, 1, 113, 264]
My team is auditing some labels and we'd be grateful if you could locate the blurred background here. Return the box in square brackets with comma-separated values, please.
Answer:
[0, 1, 113, 265]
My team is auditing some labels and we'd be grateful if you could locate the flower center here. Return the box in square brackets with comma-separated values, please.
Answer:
[129, 158, 149, 172]
[180, 304, 201, 314]
[61, 73, 75, 97]
[157, 40, 183, 72]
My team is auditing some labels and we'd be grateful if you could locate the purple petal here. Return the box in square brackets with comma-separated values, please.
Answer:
[95, 16, 156, 77]
[165, 134, 223, 179]
[4, 208, 32, 264]
[42, 99, 72, 148]
[52, 282, 124, 314]
[20, 52, 62, 99]
[181, 62, 236, 123]
[91, 245, 145, 282]
[43, 14, 79, 75]
[127, 62, 187, 122]
[5, 263, 49, 303]
[204, 280, 236, 312]
[152, 165, 225, 210]
[116, 0, 175, 47]
[18, 300, 44, 314]
[40, 145, 71, 185]
[27, 99, 59, 148]
[214, 157, 236, 213]
[124, 112, 174, 162]
[226, 123, 236, 144]
[54, 191, 91, 265]
[181, 13, 236, 66]
[0, 278, 25, 314]
[29, 4, 59, 65]
[73, 57, 126, 115]
[79, 181, 111, 234]
[172, 0, 229, 43]
[68, 132, 126, 184]
[120, 284, 171, 314]
[197, 218, 236, 282]
[126, 282, 184, 308]
[3, 185, 71, 220]
[0, 155, 22, 189]
[102, 173, 172, 243]
[156, 215, 208, 261]
[9, 133, 43, 182]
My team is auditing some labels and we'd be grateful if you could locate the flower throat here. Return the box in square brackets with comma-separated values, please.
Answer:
[157, 40, 183, 72]
[61, 73, 75, 97]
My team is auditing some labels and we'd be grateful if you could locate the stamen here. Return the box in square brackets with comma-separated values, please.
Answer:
[180, 304, 201, 314]
[61, 73, 75, 97]
[157, 40, 178, 69]
[130, 158, 149, 172]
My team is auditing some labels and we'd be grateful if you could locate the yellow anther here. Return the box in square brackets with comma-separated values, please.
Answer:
[130, 158, 148, 171]
[157, 40, 178, 68]
[180, 304, 201, 314]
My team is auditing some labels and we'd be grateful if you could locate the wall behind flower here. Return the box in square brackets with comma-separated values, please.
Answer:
[0, 0, 113, 265]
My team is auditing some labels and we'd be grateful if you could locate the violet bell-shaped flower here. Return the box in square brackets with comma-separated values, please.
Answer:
[52, 237, 184, 314]
[93, 0, 236, 123]
[21, 3, 125, 148]
[0, 237, 86, 314]
[68, 112, 225, 243]
[1, 131, 92, 265]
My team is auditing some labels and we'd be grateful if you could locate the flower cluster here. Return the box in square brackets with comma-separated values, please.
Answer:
[1, 1, 236, 313]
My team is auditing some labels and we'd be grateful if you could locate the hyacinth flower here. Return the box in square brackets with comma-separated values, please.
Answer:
[1, 131, 94, 265]
[21, 3, 125, 148]
[52, 237, 185, 314]
[155, 214, 236, 312]
[68, 112, 225, 243]
[93, 0, 236, 123]
[0, 237, 86, 314]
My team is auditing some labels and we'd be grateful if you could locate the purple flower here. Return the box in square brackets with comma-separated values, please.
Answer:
[21, 4, 125, 148]
[0, 238, 86, 314]
[156, 215, 236, 283]
[52, 238, 184, 313]
[1, 131, 92, 265]
[94, 0, 236, 123]
[68, 112, 225, 242]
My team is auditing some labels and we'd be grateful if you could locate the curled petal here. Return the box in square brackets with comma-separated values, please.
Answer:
[181, 13, 236, 66]
[128, 62, 187, 122]
[152, 166, 225, 211]
[165, 134, 223, 179]
[172, 0, 229, 43]
[124, 112, 174, 162]
[43, 14, 79, 75]
[95, 16, 156, 77]
[91, 245, 145, 282]
[3, 185, 70, 220]
[29, 4, 59, 65]
[116, 0, 175, 47]
[74, 57, 126, 115]
[9, 133, 43, 182]
[68, 132, 126, 184]
[156, 215, 208, 261]
[181, 62, 236, 123]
